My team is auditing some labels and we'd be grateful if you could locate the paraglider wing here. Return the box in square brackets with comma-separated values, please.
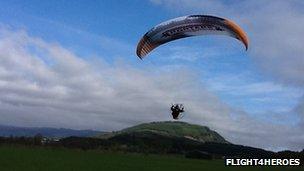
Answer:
[136, 15, 248, 59]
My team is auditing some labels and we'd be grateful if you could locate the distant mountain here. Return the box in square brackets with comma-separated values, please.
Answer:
[0, 125, 102, 138]
[1, 122, 283, 159]
[97, 121, 228, 144]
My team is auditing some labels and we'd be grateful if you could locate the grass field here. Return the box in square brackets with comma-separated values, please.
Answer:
[0, 145, 302, 171]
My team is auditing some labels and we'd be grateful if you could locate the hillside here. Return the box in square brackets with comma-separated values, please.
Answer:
[78, 121, 274, 157]
[97, 121, 228, 144]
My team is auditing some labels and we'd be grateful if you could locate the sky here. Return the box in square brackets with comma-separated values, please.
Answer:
[0, 0, 303, 151]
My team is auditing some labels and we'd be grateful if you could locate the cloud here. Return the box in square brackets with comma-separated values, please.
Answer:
[150, 0, 304, 87]
[149, 0, 304, 150]
[205, 73, 303, 113]
[0, 25, 303, 151]
[0, 26, 231, 131]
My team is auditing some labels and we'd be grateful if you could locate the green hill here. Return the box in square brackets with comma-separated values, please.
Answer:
[97, 121, 228, 144]
[93, 121, 274, 157]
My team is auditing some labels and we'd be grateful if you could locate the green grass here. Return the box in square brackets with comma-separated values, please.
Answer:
[0, 145, 301, 171]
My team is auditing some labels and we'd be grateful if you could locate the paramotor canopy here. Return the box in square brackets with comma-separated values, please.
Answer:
[136, 15, 248, 59]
